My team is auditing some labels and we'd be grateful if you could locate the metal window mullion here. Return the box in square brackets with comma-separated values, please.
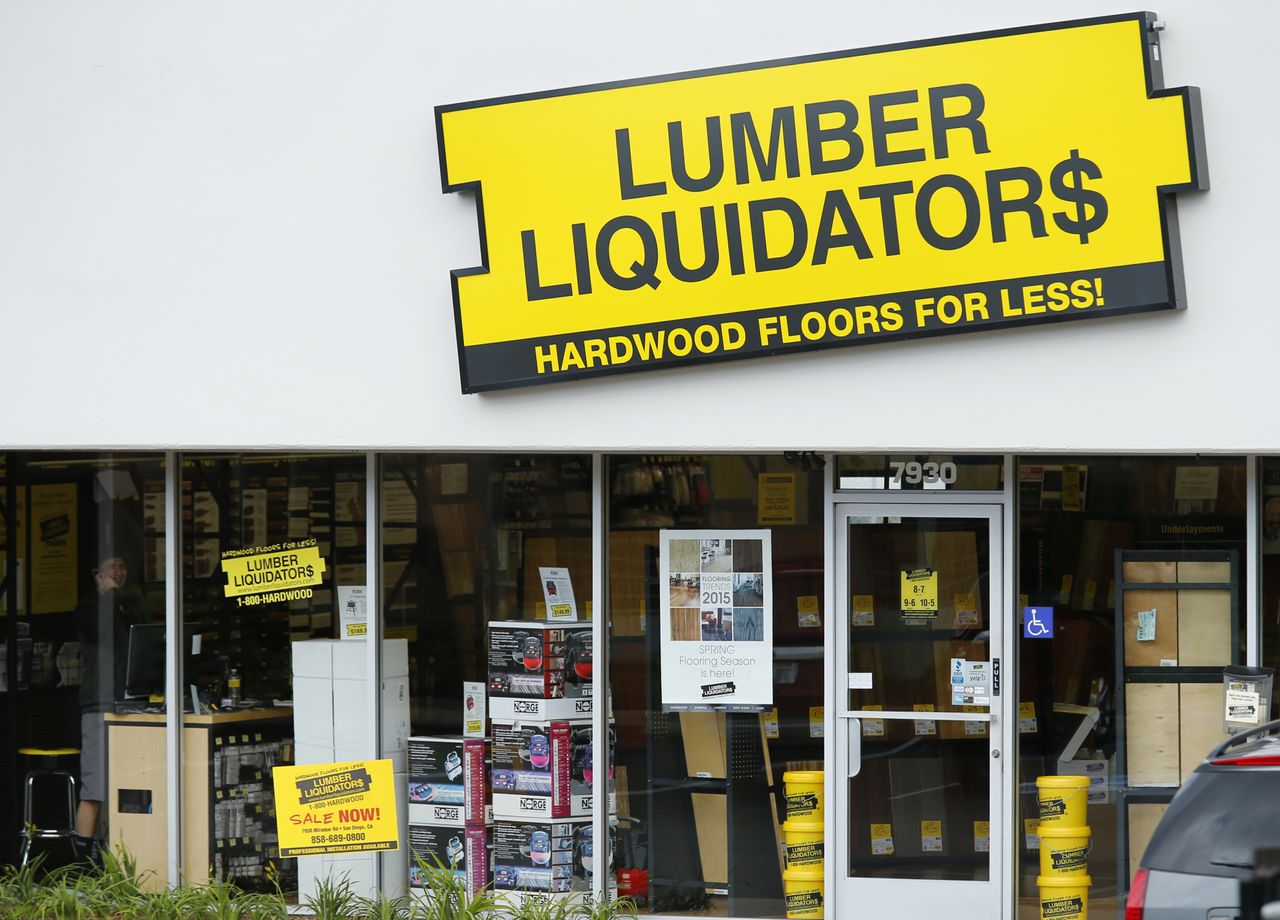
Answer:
[591, 453, 608, 905]
[822, 454, 836, 917]
[164, 451, 182, 887]
[1247, 455, 1260, 667]
[365, 452, 382, 889]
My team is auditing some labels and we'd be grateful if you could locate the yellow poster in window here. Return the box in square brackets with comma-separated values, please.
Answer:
[900, 566, 938, 616]
[221, 538, 326, 605]
[757, 472, 796, 525]
[31, 484, 76, 614]
[273, 759, 399, 857]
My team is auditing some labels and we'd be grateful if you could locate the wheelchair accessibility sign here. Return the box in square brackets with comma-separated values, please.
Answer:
[1023, 607, 1054, 639]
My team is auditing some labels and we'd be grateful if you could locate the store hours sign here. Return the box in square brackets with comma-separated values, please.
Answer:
[436, 12, 1205, 391]
[659, 530, 772, 710]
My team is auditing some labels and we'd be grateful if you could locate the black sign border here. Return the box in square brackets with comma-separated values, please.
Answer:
[436, 11, 1208, 394]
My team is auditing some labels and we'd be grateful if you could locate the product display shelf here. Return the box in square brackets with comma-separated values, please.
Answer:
[1112, 549, 1238, 901]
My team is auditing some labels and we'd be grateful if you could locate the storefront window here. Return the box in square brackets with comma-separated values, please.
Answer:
[1016, 456, 1246, 919]
[608, 454, 826, 917]
[0, 453, 167, 875]
[380, 454, 595, 904]
[178, 452, 366, 896]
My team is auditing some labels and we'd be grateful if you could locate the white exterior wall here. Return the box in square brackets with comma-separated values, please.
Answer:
[0, 0, 1271, 452]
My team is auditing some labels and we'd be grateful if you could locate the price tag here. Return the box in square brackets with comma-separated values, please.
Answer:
[1058, 574, 1074, 605]
[973, 821, 990, 853]
[900, 567, 939, 616]
[852, 594, 875, 627]
[1018, 701, 1038, 734]
[797, 595, 821, 628]
[862, 705, 884, 737]
[963, 706, 987, 736]
[1082, 580, 1097, 610]
[761, 708, 780, 739]
[870, 824, 895, 855]
[1024, 818, 1041, 849]
[808, 706, 824, 738]
[921, 820, 943, 853]
[954, 592, 979, 627]
[913, 703, 936, 736]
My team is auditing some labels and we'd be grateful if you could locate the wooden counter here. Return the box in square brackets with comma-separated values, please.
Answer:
[105, 708, 293, 889]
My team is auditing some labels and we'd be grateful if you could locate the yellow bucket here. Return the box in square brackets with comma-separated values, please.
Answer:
[783, 771, 825, 821]
[783, 867, 824, 919]
[782, 820, 824, 867]
[1037, 875, 1090, 920]
[1036, 775, 1090, 828]
[1038, 826, 1091, 877]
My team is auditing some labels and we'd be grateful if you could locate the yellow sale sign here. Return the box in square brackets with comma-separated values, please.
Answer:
[273, 759, 399, 857]
[437, 13, 1205, 391]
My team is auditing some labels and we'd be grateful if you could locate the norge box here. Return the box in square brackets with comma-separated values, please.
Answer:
[488, 621, 592, 720]
[491, 719, 614, 819]
[407, 736, 490, 825]
[407, 823, 492, 900]
[492, 818, 612, 895]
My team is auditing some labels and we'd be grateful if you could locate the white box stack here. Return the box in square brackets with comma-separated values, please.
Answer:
[292, 638, 411, 901]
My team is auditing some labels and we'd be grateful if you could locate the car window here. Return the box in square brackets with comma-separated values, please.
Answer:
[1142, 770, 1280, 878]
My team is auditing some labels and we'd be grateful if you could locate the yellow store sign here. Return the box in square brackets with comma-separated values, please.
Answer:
[273, 759, 399, 857]
[437, 13, 1205, 391]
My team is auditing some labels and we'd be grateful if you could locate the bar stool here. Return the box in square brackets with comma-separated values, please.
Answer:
[18, 747, 81, 868]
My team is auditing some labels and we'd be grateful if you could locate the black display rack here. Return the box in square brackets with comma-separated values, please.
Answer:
[1113, 548, 1238, 900]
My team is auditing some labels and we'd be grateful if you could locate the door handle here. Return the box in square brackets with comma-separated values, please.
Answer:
[848, 719, 861, 777]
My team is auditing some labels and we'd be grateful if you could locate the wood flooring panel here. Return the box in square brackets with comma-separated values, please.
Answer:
[690, 793, 728, 888]
[1179, 683, 1231, 782]
[1176, 590, 1231, 666]
[1123, 589, 1179, 666]
[680, 711, 727, 778]
[1126, 683, 1179, 786]
[1127, 802, 1169, 883]
[1177, 561, 1231, 583]
[670, 607, 700, 641]
[1123, 561, 1176, 583]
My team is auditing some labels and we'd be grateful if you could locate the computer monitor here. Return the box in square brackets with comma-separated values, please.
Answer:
[123, 623, 166, 699]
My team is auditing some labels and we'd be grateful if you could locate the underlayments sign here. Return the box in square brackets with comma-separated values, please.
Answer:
[437, 13, 1205, 392]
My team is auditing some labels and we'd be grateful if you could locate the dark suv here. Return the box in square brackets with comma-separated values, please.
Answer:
[1127, 719, 1280, 919]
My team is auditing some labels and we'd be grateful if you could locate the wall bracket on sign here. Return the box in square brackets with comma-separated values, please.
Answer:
[437, 12, 1206, 392]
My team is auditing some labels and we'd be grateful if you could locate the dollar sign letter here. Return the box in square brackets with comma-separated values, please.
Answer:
[1051, 149, 1108, 243]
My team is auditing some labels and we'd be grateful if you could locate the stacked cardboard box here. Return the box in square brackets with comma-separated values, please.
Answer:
[407, 737, 492, 899]
[488, 620, 615, 904]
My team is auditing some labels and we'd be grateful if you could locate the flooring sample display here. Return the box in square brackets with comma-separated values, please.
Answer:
[1126, 682, 1180, 785]
[680, 711, 727, 778]
[1123, 589, 1179, 666]
[690, 792, 728, 889]
[1176, 590, 1231, 666]
[1122, 561, 1176, 584]
[1177, 561, 1231, 583]
[1179, 683, 1232, 783]
[1127, 802, 1169, 883]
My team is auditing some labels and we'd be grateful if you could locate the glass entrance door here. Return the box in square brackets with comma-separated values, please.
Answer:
[834, 503, 1005, 919]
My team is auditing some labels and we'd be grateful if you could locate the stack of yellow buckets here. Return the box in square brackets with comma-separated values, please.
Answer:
[781, 771, 824, 919]
[1035, 775, 1093, 920]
